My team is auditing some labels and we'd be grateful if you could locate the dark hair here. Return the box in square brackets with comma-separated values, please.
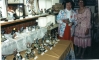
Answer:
[78, 0, 86, 6]
[62, 0, 75, 9]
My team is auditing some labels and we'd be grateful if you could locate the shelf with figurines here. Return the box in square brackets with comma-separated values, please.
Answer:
[1, 2, 58, 27]
[2, 24, 60, 60]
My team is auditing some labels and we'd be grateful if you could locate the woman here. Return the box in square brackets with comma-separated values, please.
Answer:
[74, 0, 91, 58]
[57, 0, 76, 41]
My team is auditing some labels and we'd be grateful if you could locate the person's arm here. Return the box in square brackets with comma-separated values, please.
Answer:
[86, 8, 91, 28]
[85, 8, 91, 35]
[57, 10, 64, 24]
[57, 10, 71, 24]
[74, 12, 77, 26]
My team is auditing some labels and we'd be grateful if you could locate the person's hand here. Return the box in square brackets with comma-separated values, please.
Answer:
[85, 28, 89, 35]
[62, 19, 69, 23]
[70, 22, 74, 26]
[72, 22, 74, 25]
[68, 22, 74, 26]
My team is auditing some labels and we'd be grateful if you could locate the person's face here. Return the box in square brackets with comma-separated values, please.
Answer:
[78, 0, 84, 7]
[66, 2, 72, 10]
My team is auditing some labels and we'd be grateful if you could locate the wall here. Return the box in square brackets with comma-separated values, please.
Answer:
[52, 0, 59, 5]
[46, 0, 52, 9]
[39, 0, 52, 10]
[39, 0, 59, 10]
[39, 0, 46, 10]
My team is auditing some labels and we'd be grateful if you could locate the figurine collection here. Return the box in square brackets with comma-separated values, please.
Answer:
[2, 24, 59, 60]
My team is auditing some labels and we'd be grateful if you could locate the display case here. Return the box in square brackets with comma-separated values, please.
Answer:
[8, 3, 25, 18]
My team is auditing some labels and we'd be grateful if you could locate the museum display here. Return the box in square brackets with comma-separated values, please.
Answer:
[7, 6, 15, 20]
[45, 33, 53, 49]
[1, 0, 60, 59]
[32, 26, 36, 31]
[13, 51, 22, 60]
[1, 34, 7, 42]
[15, 5, 23, 17]
[28, 26, 32, 31]
[11, 28, 17, 39]
[8, 4, 25, 19]
[37, 46, 41, 54]
[27, 0, 36, 15]
[11, 28, 16, 35]
[55, 30, 59, 42]
[0, 7, 2, 18]
[1, 29, 7, 42]
[2, 55, 6, 60]
[26, 43, 32, 54]
[33, 39, 40, 49]
[40, 9, 43, 14]
[25, 43, 35, 59]
[13, 49, 17, 57]
[46, 8, 53, 14]
[44, 8, 47, 13]
[30, 50, 35, 58]
[40, 44, 46, 52]
[41, 37, 45, 44]
[19, 27, 24, 33]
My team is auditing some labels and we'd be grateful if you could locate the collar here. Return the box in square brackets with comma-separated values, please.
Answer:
[65, 8, 72, 12]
